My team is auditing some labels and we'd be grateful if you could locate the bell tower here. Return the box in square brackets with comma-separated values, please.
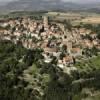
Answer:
[43, 16, 48, 27]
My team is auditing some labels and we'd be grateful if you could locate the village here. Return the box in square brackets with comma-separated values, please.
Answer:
[0, 16, 99, 71]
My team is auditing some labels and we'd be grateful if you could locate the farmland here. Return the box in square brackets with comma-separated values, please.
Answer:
[44, 11, 100, 24]
[0, 11, 100, 25]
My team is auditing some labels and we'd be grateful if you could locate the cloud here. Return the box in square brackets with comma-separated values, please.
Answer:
[62, 0, 99, 3]
[0, 0, 13, 2]
[0, 0, 99, 4]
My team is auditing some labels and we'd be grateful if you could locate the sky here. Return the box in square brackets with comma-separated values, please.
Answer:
[0, 0, 13, 2]
[0, 0, 99, 3]
[36, 0, 99, 1]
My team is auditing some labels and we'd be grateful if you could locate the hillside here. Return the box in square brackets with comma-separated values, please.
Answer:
[0, 0, 100, 13]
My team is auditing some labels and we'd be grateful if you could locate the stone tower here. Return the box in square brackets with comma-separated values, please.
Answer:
[43, 16, 48, 27]
[67, 41, 72, 54]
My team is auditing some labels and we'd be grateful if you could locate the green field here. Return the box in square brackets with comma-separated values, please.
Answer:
[75, 55, 100, 72]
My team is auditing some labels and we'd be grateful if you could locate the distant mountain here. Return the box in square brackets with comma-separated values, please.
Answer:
[0, 0, 100, 13]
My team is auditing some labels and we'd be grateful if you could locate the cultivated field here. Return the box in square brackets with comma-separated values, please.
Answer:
[81, 17, 100, 24]
[45, 11, 100, 25]
[0, 11, 100, 25]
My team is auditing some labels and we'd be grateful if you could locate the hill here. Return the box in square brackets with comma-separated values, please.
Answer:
[0, 0, 100, 13]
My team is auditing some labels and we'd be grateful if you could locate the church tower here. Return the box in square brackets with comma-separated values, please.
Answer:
[67, 41, 72, 54]
[43, 16, 48, 27]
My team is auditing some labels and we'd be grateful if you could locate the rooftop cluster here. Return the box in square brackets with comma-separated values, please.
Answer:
[0, 16, 99, 72]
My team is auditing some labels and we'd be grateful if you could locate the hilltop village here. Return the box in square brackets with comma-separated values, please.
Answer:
[0, 16, 99, 71]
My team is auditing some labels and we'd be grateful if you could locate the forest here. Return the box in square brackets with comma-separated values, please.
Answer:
[0, 39, 100, 100]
